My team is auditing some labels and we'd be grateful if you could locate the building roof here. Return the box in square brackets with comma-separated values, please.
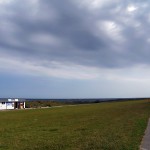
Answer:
[0, 98, 26, 102]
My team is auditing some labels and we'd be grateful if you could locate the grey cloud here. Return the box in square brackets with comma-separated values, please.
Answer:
[0, 0, 150, 69]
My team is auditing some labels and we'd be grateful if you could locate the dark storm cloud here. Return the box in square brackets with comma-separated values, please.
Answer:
[1, 0, 150, 69]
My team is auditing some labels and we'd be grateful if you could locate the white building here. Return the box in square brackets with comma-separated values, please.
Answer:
[0, 98, 26, 110]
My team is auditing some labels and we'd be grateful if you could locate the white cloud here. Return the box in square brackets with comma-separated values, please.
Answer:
[0, 55, 100, 80]
[97, 20, 125, 43]
[126, 5, 137, 12]
[90, 0, 109, 9]
[104, 65, 150, 82]
[1, 53, 150, 83]
[76, 0, 119, 9]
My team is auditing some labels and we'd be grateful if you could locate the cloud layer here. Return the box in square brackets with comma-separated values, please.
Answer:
[0, 0, 150, 79]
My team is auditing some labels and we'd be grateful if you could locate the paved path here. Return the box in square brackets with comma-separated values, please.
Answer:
[140, 118, 150, 150]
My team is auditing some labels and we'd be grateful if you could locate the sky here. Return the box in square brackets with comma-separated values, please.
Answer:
[0, 0, 150, 98]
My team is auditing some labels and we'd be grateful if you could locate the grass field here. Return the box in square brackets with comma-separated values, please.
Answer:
[0, 100, 150, 150]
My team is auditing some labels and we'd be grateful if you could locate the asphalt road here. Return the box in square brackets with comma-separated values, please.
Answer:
[140, 119, 150, 150]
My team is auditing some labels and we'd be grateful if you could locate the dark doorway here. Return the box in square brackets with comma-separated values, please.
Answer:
[14, 102, 18, 109]
[14, 102, 24, 109]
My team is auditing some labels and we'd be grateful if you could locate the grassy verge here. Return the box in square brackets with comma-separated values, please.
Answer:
[0, 100, 150, 150]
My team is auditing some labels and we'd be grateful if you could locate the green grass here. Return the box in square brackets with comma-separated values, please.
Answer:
[0, 100, 150, 150]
